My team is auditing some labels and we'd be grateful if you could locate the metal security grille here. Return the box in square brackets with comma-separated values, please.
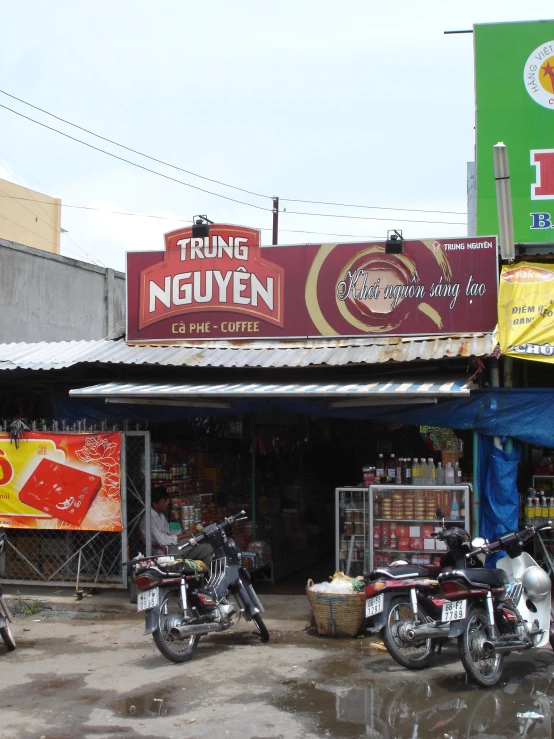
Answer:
[0, 431, 150, 589]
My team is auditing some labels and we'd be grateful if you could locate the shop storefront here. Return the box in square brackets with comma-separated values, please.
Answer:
[0, 225, 499, 590]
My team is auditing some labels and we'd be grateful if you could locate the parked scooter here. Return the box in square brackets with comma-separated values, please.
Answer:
[438, 523, 554, 687]
[364, 525, 481, 669]
[129, 511, 269, 663]
[0, 532, 16, 651]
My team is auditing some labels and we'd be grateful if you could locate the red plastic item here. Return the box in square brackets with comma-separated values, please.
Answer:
[19, 459, 102, 525]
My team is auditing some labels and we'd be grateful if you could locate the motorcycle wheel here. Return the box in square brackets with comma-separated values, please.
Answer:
[152, 589, 200, 664]
[458, 607, 503, 687]
[0, 624, 16, 651]
[252, 613, 270, 643]
[382, 600, 435, 670]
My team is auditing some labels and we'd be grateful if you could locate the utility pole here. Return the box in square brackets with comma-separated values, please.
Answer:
[272, 197, 279, 245]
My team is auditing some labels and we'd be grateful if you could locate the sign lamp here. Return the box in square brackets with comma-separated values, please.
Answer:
[385, 229, 404, 254]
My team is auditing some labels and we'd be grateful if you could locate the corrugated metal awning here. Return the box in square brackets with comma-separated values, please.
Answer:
[0, 333, 496, 371]
[70, 378, 472, 408]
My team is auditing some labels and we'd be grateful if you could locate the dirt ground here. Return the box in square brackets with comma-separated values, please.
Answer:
[2, 611, 554, 739]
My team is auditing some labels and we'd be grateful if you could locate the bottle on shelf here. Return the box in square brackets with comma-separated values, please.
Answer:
[543, 495, 550, 520]
[405, 458, 412, 485]
[411, 458, 420, 485]
[459, 490, 466, 520]
[387, 454, 396, 485]
[436, 462, 445, 486]
[420, 459, 428, 487]
[533, 494, 541, 526]
[395, 457, 402, 485]
[428, 458, 436, 486]
[450, 490, 460, 521]
[454, 462, 462, 485]
[376, 454, 386, 485]
[524, 489, 534, 526]
[445, 462, 455, 486]
[549, 496, 554, 520]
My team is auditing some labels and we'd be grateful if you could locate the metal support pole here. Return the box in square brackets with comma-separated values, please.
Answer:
[251, 422, 256, 539]
[120, 434, 128, 587]
[144, 432, 152, 557]
[272, 197, 279, 245]
[472, 431, 480, 538]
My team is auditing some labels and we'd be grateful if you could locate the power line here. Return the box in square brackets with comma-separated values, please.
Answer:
[0, 89, 270, 200]
[0, 91, 469, 218]
[280, 197, 466, 216]
[0, 193, 385, 238]
[0, 103, 272, 212]
[281, 209, 466, 226]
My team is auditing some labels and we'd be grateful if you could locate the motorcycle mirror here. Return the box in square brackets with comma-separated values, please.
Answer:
[471, 537, 486, 548]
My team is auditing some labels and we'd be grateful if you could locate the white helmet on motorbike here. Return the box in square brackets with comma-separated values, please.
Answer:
[522, 566, 551, 601]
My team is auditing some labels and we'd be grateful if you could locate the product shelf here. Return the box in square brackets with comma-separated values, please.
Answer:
[373, 518, 463, 524]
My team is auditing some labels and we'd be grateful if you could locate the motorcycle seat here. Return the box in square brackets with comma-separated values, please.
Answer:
[456, 567, 509, 588]
[369, 564, 431, 579]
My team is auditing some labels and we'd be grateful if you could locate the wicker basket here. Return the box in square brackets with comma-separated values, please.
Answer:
[306, 579, 366, 638]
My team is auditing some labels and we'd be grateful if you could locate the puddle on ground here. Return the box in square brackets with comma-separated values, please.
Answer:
[113, 690, 172, 719]
[277, 667, 554, 738]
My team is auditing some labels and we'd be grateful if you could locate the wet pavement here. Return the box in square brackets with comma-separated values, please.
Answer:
[277, 647, 554, 738]
[2, 616, 554, 738]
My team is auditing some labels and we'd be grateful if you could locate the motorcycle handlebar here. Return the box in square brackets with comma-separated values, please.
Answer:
[177, 510, 248, 550]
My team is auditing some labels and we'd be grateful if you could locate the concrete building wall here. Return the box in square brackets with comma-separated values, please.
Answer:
[0, 179, 61, 254]
[0, 239, 125, 342]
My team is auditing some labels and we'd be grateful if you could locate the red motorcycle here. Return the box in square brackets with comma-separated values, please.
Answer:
[364, 527, 481, 669]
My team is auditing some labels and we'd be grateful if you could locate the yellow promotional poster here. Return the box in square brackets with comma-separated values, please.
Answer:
[498, 262, 554, 363]
[0, 432, 122, 531]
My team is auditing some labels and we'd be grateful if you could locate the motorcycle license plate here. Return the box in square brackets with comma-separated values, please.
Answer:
[137, 588, 159, 612]
[365, 594, 384, 617]
[441, 599, 466, 622]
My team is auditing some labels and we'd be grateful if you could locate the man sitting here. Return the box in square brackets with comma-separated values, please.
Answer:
[139, 486, 213, 564]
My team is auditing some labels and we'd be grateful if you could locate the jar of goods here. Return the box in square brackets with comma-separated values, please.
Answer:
[354, 521, 364, 535]
[344, 508, 354, 522]
[355, 510, 364, 522]
[381, 500, 392, 519]
[344, 521, 354, 535]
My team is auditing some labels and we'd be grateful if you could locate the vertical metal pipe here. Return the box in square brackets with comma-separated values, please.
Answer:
[472, 431, 480, 538]
[120, 433, 128, 587]
[251, 422, 256, 539]
[144, 430, 152, 557]
[272, 197, 279, 245]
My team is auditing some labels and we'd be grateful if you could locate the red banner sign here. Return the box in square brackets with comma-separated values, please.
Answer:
[127, 225, 498, 341]
[0, 433, 122, 531]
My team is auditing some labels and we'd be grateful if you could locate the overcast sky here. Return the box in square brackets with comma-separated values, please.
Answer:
[0, 1, 551, 270]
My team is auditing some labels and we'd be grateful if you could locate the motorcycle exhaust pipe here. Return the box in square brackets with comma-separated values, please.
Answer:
[482, 639, 530, 655]
[406, 623, 451, 640]
[169, 622, 222, 639]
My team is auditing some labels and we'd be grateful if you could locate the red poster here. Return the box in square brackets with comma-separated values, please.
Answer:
[126, 224, 498, 342]
[0, 433, 122, 531]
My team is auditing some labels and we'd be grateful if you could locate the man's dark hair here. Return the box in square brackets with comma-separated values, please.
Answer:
[152, 486, 169, 504]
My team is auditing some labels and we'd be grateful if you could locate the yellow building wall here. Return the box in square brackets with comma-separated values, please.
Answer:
[0, 178, 61, 254]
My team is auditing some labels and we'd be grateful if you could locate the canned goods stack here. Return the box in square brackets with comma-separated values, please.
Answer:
[414, 492, 426, 519]
[381, 496, 392, 519]
[425, 490, 437, 519]
[403, 492, 415, 519]
[391, 491, 403, 519]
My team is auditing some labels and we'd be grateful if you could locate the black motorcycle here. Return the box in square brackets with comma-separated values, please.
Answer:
[0, 532, 16, 651]
[130, 511, 269, 663]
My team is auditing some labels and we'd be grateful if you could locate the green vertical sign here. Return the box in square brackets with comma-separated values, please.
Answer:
[475, 20, 554, 243]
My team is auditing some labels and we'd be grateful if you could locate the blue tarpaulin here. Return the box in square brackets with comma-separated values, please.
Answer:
[52, 387, 554, 448]
[478, 435, 521, 566]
